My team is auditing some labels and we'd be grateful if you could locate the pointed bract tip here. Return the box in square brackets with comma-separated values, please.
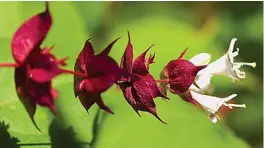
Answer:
[146, 44, 155, 51]
[193, 65, 207, 74]
[99, 37, 121, 56]
[134, 110, 141, 117]
[152, 112, 167, 124]
[31, 116, 43, 133]
[141, 44, 155, 57]
[178, 48, 188, 60]
[127, 31, 131, 41]
[150, 53, 155, 59]
[84, 38, 92, 45]
[115, 37, 121, 42]
[109, 110, 115, 115]
[102, 108, 115, 115]
[161, 94, 170, 101]
[45, 1, 49, 12]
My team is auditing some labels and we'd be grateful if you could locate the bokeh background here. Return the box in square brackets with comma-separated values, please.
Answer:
[0, 1, 262, 148]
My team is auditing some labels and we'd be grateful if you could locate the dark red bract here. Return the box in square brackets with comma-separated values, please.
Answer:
[117, 32, 169, 124]
[74, 38, 122, 114]
[159, 49, 206, 104]
[12, 2, 52, 65]
[0, 2, 83, 132]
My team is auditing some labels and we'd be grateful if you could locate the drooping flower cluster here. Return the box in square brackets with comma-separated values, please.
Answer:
[159, 38, 256, 124]
[0, 2, 257, 131]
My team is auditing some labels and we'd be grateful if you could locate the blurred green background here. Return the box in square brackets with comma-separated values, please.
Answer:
[0, 1, 262, 148]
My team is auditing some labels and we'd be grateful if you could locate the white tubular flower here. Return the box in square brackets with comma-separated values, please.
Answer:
[190, 74, 215, 95]
[189, 53, 215, 94]
[198, 38, 256, 83]
[190, 90, 246, 124]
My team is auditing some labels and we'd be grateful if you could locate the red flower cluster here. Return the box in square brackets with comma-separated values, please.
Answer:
[0, 2, 209, 130]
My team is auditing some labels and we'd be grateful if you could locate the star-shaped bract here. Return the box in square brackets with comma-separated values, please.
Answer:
[118, 32, 169, 124]
[74, 38, 122, 114]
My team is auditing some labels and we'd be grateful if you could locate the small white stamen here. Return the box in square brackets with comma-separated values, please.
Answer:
[223, 103, 246, 109]
[234, 62, 256, 68]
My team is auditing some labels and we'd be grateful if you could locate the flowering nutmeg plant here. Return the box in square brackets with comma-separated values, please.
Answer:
[73, 38, 122, 114]
[0, 2, 86, 131]
[160, 38, 256, 124]
[159, 49, 207, 105]
[117, 32, 169, 124]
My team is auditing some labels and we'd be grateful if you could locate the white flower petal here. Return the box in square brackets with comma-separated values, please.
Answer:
[189, 53, 211, 66]
[198, 38, 256, 82]
[190, 91, 246, 124]
[189, 53, 214, 94]
[190, 73, 215, 95]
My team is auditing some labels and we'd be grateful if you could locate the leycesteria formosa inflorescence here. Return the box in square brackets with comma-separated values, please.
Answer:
[0, 2, 257, 132]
